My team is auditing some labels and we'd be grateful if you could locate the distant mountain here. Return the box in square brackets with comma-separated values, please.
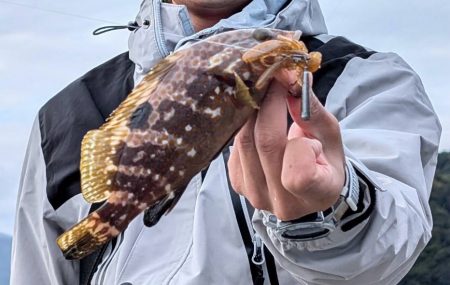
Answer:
[0, 233, 11, 285]
[400, 152, 450, 284]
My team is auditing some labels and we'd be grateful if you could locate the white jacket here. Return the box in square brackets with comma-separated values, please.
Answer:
[11, 0, 441, 284]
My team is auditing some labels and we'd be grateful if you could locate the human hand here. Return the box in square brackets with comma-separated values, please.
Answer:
[228, 71, 345, 221]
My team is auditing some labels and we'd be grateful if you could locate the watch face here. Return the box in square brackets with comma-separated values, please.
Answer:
[281, 228, 330, 240]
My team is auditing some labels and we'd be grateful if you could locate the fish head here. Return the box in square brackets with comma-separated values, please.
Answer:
[203, 28, 321, 103]
[241, 28, 322, 91]
[205, 28, 303, 76]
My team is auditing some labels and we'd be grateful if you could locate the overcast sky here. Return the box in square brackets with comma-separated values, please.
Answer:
[0, 0, 449, 235]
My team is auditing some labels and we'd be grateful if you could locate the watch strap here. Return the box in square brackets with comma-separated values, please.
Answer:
[262, 158, 361, 241]
[343, 158, 359, 211]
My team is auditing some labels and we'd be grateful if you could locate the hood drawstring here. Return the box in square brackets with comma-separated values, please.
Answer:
[92, 20, 150, 35]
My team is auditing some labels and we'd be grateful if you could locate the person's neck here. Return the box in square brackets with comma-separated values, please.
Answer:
[188, 13, 224, 32]
[171, 1, 249, 31]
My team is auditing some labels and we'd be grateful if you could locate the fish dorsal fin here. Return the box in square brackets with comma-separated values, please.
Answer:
[80, 54, 181, 203]
[102, 53, 182, 131]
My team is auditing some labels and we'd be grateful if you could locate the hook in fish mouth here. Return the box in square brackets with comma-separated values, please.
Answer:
[290, 53, 310, 63]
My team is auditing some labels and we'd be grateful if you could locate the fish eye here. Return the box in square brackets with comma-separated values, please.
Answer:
[252, 29, 274, 41]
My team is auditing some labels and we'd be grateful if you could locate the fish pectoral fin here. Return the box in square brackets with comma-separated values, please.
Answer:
[80, 128, 128, 203]
[233, 72, 259, 110]
[143, 189, 185, 227]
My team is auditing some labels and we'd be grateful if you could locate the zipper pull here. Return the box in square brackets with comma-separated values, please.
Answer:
[251, 233, 266, 266]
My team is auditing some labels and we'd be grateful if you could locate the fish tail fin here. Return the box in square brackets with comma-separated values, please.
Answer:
[57, 210, 119, 260]
[80, 128, 128, 203]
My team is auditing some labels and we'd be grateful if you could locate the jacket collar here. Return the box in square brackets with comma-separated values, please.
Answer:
[129, 0, 328, 84]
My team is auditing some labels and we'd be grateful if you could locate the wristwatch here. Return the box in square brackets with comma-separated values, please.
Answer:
[263, 158, 360, 241]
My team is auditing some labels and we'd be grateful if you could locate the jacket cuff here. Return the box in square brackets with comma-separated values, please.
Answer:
[254, 158, 377, 251]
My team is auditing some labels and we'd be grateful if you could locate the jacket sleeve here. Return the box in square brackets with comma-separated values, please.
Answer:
[253, 52, 441, 285]
[10, 116, 80, 285]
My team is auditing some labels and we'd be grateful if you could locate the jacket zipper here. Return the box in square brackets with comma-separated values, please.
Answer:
[251, 233, 266, 266]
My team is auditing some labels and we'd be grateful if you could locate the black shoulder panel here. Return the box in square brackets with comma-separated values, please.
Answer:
[302, 36, 376, 105]
[39, 52, 134, 210]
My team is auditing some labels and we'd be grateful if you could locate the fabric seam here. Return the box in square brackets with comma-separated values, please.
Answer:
[164, 175, 201, 284]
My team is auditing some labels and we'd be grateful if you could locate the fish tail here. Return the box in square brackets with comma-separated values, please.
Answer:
[57, 209, 120, 260]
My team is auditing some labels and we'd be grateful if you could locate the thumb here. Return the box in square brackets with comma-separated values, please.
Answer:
[287, 123, 305, 140]
[286, 73, 339, 142]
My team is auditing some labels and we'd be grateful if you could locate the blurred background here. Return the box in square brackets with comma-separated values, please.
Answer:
[0, 0, 449, 284]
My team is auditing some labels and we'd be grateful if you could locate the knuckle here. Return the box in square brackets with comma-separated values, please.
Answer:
[313, 139, 324, 151]
[247, 198, 268, 211]
[281, 173, 309, 194]
[281, 166, 316, 194]
[255, 128, 285, 154]
[229, 180, 243, 195]
[232, 187, 244, 196]
[235, 132, 255, 149]
[245, 190, 270, 210]
[228, 171, 243, 194]
[308, 139, 323, 155]
[281, 174, 298, 192]
[272, 210, 291, 222]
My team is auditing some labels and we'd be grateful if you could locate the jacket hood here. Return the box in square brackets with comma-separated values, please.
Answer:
[129, 0, 327, 84]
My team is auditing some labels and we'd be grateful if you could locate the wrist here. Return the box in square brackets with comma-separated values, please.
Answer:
[263, 158, 360, 241]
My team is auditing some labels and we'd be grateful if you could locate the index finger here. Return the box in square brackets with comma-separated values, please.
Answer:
[253, 80, 289, 195]
[275, 71, 342, 152]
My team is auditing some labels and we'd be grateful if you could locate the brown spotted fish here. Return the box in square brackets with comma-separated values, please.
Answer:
[57, 28, 322, 260]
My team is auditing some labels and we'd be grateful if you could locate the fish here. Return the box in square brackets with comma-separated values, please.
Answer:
[56, 28, 322, 260]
